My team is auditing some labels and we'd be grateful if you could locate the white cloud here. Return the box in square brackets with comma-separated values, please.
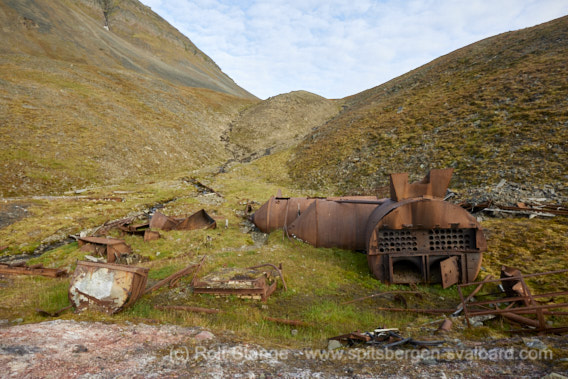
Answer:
[140, 0, 567, 99]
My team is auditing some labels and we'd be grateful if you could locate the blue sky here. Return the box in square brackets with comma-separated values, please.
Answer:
[140, 0, 567, 99]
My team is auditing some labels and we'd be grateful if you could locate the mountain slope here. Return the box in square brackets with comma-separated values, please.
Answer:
[0, 0, 255, 98]
[0, 0, 258, 196]
[223, 90, 340, 161]
[288, 16, 568, 194]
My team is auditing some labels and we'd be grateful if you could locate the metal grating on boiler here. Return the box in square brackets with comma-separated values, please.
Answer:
[428, 228, 474, 251]
[377, 230, 418, 253]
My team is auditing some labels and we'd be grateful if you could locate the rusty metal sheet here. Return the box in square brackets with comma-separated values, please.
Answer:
[287, 199, 379, 250]
[176, 209, 217, 230]
[390, 168, 453, 201]
[441, 256, 460, 288]
[68, 261, 148, 314]
[143, 230, 160, 242]
[78, 237, 132, 263]
[148, 211, 179, 231]
[500, 265, 527, 298]
[149, 209, 216, 231]
[193, 267, 279, 301]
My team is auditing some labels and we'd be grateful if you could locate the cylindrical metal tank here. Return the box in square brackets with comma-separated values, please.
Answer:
[287, 199, 382, 250]
[252, 196, 317, 233]
[252, 194, 384, 237]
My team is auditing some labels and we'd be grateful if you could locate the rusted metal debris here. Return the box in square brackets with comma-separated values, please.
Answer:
[452, 274, 494, 316]
[149, 209, 216, 231]
[78, 237, 132, 263]
[459, 200, 568, 217]
[389, 169, 453, 201]
[329, 328, 444, 348]
[500, 266, 528, 301]
[104, 220, 162, 242]
[457, 267, 568, 334]
[436, 319, 453, 334]
[377, 307, 456, 314]
[253, 169, 486, 286]
[68, 261, 149, 314]
[341, 291, 421, 305]
[92, 216, 137, 236]
[263, 316, 312, 327]
[193, 265, 283, 301]
[143, 230, 161, 242]
[440, 256, 460, 288]
[36, 305, 73, 317]
[154, 305, 222, 314]
[0, 263, 67, 278]
[144, 255, 206, 295]
[118, 222, 149, 236]
[247, 263, 287, 291]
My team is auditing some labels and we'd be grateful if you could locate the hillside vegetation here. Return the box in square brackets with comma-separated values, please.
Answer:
[224, 90, 340, 161]
[0, 0, 257, 197]
[288, 16, 568, 194]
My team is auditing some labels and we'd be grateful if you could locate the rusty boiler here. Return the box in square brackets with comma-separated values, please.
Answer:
[252, 169, 486, 286]
[366, 169, 486, 287]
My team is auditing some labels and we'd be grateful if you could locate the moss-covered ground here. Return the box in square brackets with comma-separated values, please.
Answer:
[1, 151, 567, 349]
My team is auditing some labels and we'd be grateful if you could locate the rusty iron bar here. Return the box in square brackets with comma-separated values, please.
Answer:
[465, 302, 568, 316]
[519, 276, 546, 329]
[247, 263, 287, 291]
[0, 264, 67, 278]
[144, 272, 192, 294]
[144, 257, 205, 295]
[154, 305, 222, 314]
[263, 316, 312, 327]
[501, 313, 541, 328]
[457, 269, 568, 288]
[459, 290, 568, 308]
[453, 274, 494, 316]
[491, 204, 568, 216]
[457, 279, 470, 327]
[342, 291, 421, 305]
[189, 255, 207, 287]
[377, 307, 456, 314]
